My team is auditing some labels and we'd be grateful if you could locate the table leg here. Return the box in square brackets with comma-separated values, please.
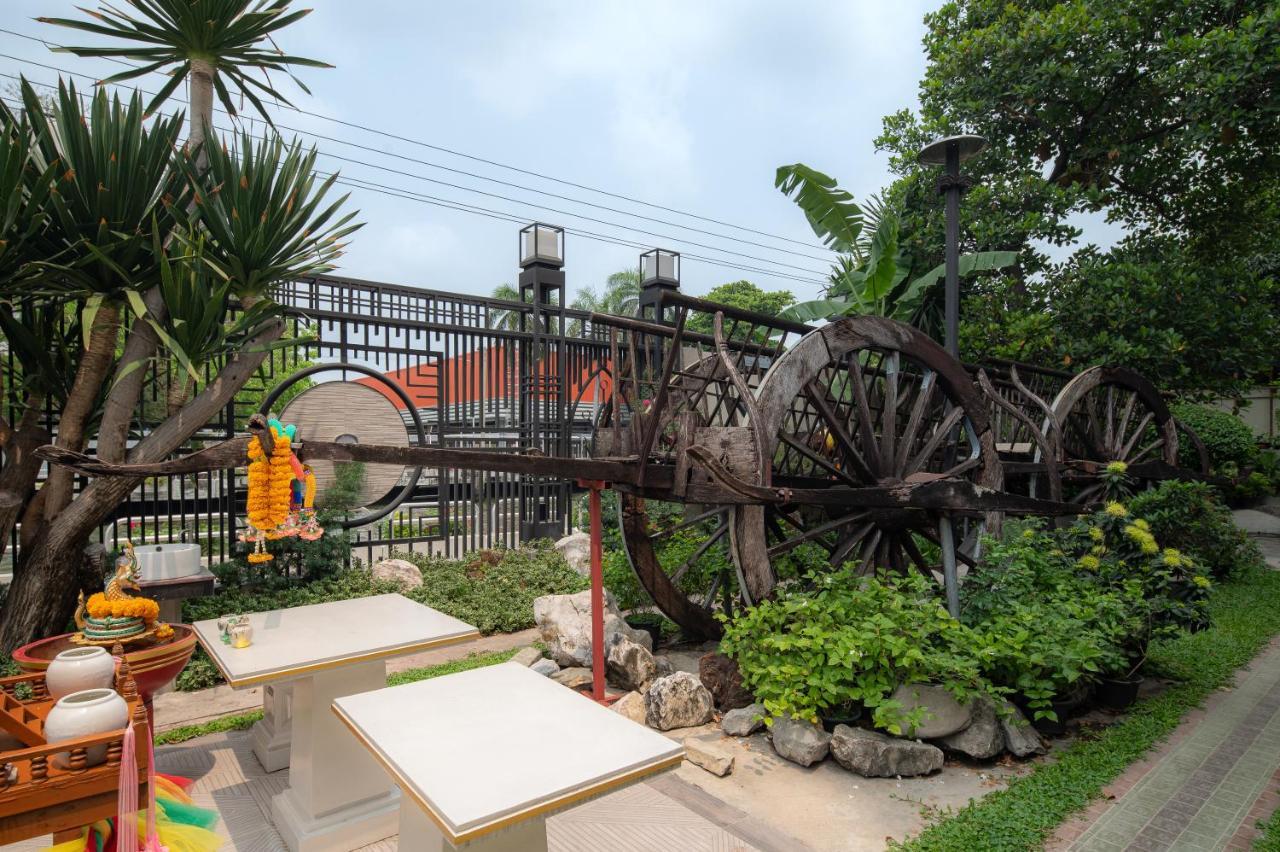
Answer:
[271, 661, 399, 851]
[251, 682, 292, 772]
[396, 797, 548, 852]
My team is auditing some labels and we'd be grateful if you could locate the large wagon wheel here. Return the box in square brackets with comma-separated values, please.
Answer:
[732, 317, 1002, 605]
[1048, 366, 1178, 503]
[597, 354, 750, 639]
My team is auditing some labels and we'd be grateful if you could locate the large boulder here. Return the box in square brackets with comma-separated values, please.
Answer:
[770, 716, 831, 767]
[370, 558, 423, 590]
[554, 530, 592, 577]
[607, 636, 658, 692]
[830, 726, 943, 778]
[610, 691, 647, 725]
[935, 697, 1003, 760]
[890, 683, 974, 738]
[999, 700, 1047, 757]
[698, 652, 754, 710]
[645, 672, 715, 731]
[722, 703, 767, 737]
[534, 589, 652, 668]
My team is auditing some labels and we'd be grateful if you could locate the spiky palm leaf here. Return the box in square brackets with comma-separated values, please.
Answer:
[39, 0, 330, 124]
[178, 130, 360, 298]
[18, 78, 187, 302]
[0, 97, 58, 294]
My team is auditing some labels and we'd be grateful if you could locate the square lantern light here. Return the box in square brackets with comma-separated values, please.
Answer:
[519, 223, 564, 268]
[640, 248, 680, 287]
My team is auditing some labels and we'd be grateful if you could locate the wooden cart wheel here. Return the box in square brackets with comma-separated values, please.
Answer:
[732, 317, 1002, 602]
[597, 354, 750, 639]
[1048, 366, 1179, 503]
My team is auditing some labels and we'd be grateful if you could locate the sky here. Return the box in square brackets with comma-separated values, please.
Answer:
[0, 2, 1118, 307]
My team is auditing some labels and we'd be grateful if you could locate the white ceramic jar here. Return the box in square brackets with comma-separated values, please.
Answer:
[43, 688, 129, 768]
[46, 646, 116, 700]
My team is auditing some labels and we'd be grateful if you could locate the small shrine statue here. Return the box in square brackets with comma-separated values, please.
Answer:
[72, 541, 173, 646]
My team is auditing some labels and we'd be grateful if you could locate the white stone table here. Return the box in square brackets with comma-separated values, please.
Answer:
[193, 593, 479, 852]
[333, 661, 685, 851]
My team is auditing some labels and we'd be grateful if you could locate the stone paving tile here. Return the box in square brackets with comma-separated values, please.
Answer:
[1, 727, 765, 852]
[1065, 627, 1280, 852]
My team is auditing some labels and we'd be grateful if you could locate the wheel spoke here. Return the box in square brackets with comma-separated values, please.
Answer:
[917, 526, 978, 569]
[1119, 412, 1154, 461]
[1115, 390, 1138, 455]
[899, 533, 935, 577]
[650, 506, 725, 541]
[848, 356, 882, 478]
[895, 370, 937, 475]
[829, 521, 876, 567]
[881, 352, 900, 473]
[905, 406, 965, 477]
[855, 529, 884, 574]
[940, 456, 981, 480]
[701, 571, 723, 609]
[779, 429, 861, 487]
[767, 510, 871, 557]
[669, 522, 728, 584]
[803, 380, 877, 482]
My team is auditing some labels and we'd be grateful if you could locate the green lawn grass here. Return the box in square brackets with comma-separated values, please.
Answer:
[895, 564, 1280, 851]
[155, 647, 521, 746]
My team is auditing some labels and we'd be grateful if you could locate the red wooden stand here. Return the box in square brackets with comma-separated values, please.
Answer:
[578, 479, 616, 706]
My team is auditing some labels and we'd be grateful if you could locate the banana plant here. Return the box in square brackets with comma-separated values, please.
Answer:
[776, 163, 1016, 333]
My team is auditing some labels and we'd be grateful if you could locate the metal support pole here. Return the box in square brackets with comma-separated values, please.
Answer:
[580, 479, 614, 705]
[943, 143, 961, 358]
[939, 513, 960, 618]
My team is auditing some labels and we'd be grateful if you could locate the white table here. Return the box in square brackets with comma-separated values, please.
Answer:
[333, 662, 685, 852]
[194, 593, 479, 852]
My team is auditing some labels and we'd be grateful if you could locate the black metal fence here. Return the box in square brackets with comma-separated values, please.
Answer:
[3, 267, 618, 570]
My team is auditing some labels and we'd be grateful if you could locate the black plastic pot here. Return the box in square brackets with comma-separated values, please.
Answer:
[820, 705, 863, 733]
[1096, 675, 1144, 710]
[1020, 687, 1088, 737]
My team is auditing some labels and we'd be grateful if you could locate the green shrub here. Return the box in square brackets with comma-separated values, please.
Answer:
[1129, 480, 1263, 579]
[721, 570, 996, 733]
[394, 541, 587, 634]
[602, 548, 651, 611]
[1171, 403, 1259, 471]
[175, 647, 223, 692]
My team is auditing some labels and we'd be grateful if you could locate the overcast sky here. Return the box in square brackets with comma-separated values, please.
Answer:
[0, 2, 1115, 306]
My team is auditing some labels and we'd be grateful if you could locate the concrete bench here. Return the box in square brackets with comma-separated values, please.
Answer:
[333, 662, 684, 851]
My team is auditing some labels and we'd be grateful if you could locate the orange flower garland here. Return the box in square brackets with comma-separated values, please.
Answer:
[244, 424, 298, 562]
[265, 430, 294, 538]
[85, 592, 160, 623]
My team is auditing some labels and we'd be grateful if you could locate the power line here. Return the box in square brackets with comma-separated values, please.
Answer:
[0, 53, 833, 280]
[0, 25, 837, 255]
[0, 84, 830, 288]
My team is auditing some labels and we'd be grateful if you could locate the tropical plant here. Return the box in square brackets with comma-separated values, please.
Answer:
[1170, 404, 1259, 472]
[0, 6, 347, 658]
[774, 164, 1016, 332]
[1128, 481, 1263, 580]
[488, 282, 527, 331]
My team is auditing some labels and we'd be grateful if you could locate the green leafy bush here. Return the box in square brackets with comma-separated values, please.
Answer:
[721, 571, 995, 733]
[1128, 480, 1263, 579]
[1171, 403, 1259, 471]
[602, 548, 650, 611]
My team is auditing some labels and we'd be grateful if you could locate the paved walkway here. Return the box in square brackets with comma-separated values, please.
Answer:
[1050, 517, 1280, 852]
[3, 725, 782, 852]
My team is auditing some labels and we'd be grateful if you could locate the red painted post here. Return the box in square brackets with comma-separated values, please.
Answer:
[588, 482, 607, 703]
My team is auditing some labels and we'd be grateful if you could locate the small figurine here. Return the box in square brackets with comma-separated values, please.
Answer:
[72, 541, 172, 646]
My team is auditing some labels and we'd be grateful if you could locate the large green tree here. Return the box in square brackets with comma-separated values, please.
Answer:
[875, 0, 1280, 394]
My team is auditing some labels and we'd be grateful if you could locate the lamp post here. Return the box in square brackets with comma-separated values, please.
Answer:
[916, 134, 987, 358]
[637, 248, 681, 324]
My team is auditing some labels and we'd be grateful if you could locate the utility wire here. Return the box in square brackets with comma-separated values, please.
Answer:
[0, 55, 832, 280]
[0, 83, 830, 287]
[0, 25, 837, 254]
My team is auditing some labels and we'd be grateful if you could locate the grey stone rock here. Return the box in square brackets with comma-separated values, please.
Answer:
[554, 530, 592, 576]
[770, 716, 831, 767]
[890, 683, 974, 738]
[645, 672, 715, 731]
[530, 658, 560, 677]
[699, 652, 754, 710]
[551, 666, 594, 690]
[370, 558, 423, 590]
[830, 726, 944, 778]
[610, 691, 647, 725]
[533, 589, 652, 667]
[936, 697, 1004, 760]
[606, 636, 658, 692]
[510, 646, 543, 668]
[654, 656, 675, 677]
[683, 737, 734, 776]
[721, 703, 766, 737]
[999, 700, 1047, 757]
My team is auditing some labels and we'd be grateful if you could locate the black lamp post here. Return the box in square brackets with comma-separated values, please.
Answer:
[637, 248, 680, 324]
[916, 134, 987, 357]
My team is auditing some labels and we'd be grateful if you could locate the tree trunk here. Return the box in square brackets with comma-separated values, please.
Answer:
[187, 58, 215, 170]
[167, 369, 194, 417]
[0, 319, 285, 658]
[39, 302, 122, 521]
[0, 399, 48, 563]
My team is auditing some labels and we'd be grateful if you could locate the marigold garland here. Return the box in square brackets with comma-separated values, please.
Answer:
[85, 592, 160, 623]
[243, 421, 312, 561]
